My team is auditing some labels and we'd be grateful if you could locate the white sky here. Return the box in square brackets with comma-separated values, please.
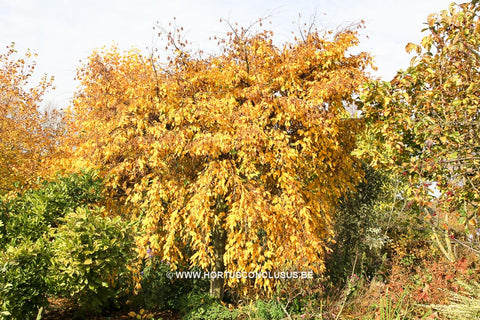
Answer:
[1, 0, 456, 108]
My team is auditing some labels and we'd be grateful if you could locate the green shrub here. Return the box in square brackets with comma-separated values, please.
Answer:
[0, 170, 103, 246]
[178, 292, 239, 320]
[129, 255, 211, 312]
[50, 206, 135, 314]
[253, 300, 285, 320]
[131, 257, 209, 312]
[0, 239, 50, 320]
[327, 165, 430, 285]
[327, 165, 387, 284]
[239, 299, 285, 320]
[129, 257, 173, 311]
[0, 170, 106, 319]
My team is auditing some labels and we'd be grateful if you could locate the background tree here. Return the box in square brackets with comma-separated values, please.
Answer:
[65, 23, 373, 299]
[357, 1, 480, 261]
[327, 164, 432, 286]
[0, 44, 57, 193]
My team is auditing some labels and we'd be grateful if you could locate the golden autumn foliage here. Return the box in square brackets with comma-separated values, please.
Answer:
[0, 44, 56, 193]
[64, 23, 373, 295]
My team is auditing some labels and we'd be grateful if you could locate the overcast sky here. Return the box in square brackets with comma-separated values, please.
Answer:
[1, 0, 456, 108]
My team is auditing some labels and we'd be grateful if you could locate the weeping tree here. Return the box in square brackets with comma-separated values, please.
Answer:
[65, 22, 373, 299]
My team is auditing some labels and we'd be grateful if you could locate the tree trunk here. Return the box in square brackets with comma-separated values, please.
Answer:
[210, 196, 227, 300]
[210, 222, 227, 300]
